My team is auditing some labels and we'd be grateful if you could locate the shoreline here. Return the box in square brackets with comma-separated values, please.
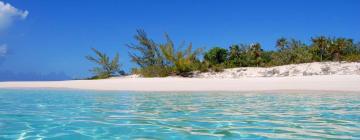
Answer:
[1, 88, 360, 94]
[1, 75, 360, 92]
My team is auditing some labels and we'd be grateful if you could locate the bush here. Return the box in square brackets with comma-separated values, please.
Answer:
[343, 54, 360, 62]
[292, 46, 313, 64]
[260, 51, 274, 67]
[128, 30, 203, 77]
[159, 38, 203, 76]
[86, 48, 121, 79]
[270, 40, 313, 66]
[131, 68, 140, 75]
[211, 64, 225, 72]
[192, 61, 210, 73]
[204, 47, 228, 65]
[138, 66, 172, 77]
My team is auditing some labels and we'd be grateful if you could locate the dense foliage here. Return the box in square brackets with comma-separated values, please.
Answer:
[86, 30, 360, 78]
[128, 30, 203, 77]
[129, 32, 359, 77]
[204, 47, 228, 65]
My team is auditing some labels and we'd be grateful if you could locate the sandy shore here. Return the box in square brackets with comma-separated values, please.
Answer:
[0, 75, 360, 92]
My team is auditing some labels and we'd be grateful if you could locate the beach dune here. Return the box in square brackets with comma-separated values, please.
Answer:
[1, 62, 360, 92]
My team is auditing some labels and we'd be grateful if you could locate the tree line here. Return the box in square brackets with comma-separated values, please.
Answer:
[86, 30, 360, 79]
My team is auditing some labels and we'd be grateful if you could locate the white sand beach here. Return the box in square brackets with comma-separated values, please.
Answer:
[1, 62, 360, 92]
[0, 75, 360, 92]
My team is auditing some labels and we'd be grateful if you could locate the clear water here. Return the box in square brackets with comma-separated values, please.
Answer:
[0, 89, 359, 140]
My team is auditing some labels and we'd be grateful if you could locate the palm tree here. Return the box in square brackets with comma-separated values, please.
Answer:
[250, 43, 262, 66]
[228, 45, 241, 67]
[229, 45, 240, 58]
[311, 36, 329, 61]
[276, 37, 288, 51]
[86, 48, 121, 79]
[330, 38, 353, 61]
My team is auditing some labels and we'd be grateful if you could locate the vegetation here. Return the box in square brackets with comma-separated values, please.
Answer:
[203, 47, 228, 72]
[85, 30, 360, 78]
[159, 35, 203, 76]
[270, 39, 313, 66]
[127, 31, 360, 77]
[127, 30, 164, 69]
[249, 43, 263, 67]
[311, 36, 330, 62]
[128, 30, 203, 77]
[204, 47, 228, 65]
[86, 48, 122, 79]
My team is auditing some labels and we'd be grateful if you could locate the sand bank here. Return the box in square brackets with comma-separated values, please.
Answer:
[1, 62, 360, 92]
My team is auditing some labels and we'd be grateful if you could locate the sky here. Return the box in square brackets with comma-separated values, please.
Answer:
[0, 0, 359, 80]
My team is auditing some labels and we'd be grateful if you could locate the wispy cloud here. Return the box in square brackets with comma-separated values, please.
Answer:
[0, 44, 7, 57]
[0, 1, 28, 30]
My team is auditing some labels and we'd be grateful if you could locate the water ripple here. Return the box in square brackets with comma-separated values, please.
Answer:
[0, 90, 360, 139]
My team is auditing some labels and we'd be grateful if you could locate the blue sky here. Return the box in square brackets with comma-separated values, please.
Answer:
[0, 0, 360, 80]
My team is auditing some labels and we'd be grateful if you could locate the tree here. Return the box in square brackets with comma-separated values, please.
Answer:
[124, 31, 360, 76]
[159, 34, 203, 76]
[86, 48, 121, 79]
[127, 29, 164, 68]
[311, 36, 330, 61]
[128, 30, 204, 77]
[271, 39, 313, 65]
[127, 30, 169, 77]
[204, 47, 228, 65]
[276, 37, 288, 51]
[250, 43, 262, 66]
[288, 39, 310, 63]
[227, 45, 241, 67]
[329, 38, 353, 61]
[289, 41, 313, 64]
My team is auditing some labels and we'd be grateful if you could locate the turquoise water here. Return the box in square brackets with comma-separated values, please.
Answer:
[0, 89, 359, 140]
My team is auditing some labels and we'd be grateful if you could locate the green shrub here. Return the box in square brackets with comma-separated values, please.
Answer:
[211, 64, 225, 72]
[86, 48, 121, 79]
[343, 54, 360, 62]
[131, 68, 140, 75]
[204, 47, 228, 65]
[270, 39, 313, 66]
[128, 30, 204, 77]
[159, 36, 203, 76]
[138, 66, 172, 77]
[292, 46, 313, 64]
[192, 61, 210, 73]
[260, 51, 274, 67]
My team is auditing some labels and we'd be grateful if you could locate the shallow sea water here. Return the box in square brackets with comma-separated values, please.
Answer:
[0, 89, 359, 140]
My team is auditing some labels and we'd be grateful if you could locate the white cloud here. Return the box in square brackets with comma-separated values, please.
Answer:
[0, 1, 28, 30]
[0, 44, 7, 56]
